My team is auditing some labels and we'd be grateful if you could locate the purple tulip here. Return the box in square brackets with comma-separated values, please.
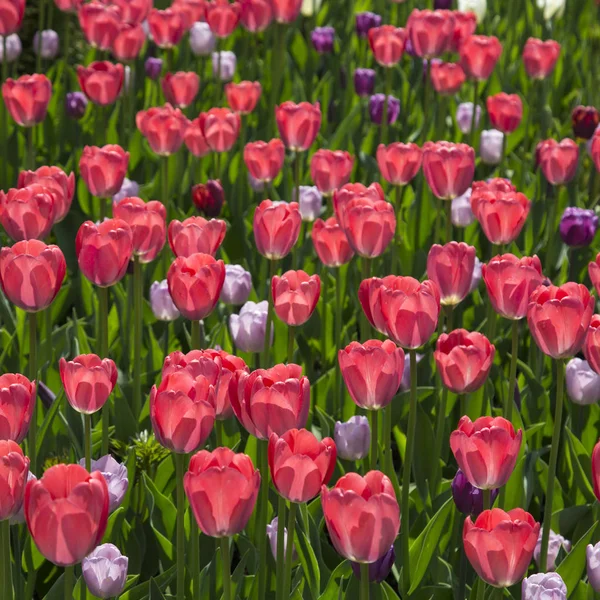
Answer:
[559, 206, 598, 247]
[587, 543, 600, 592]
[434, 0, 453, 7]
[311, 26, 335, 53]
[65, 91, 88, 120]
[351, 545, 395, 583]
[354, 68, 376, 97]
[534, 528, 571, 571]
[456, 102, 481, 135]
[145, 56, 163, 80]
[190, 22, 216, 56]
[0, 34, 21, 63]
[33, 29, 59, 59]
[355, 12, 381, 38]
[80, 455, 128, 513]
[150, 280, 181, 321]
[293, 185, 323, 222]
[566, 357, 600, 405]
[112, 177, 140, 204]
[221, 265, 252, 306]
[334, 416, 370, 461]
[229, 300, 273, 353]
[522, 573, 567, 600]
[266, 517, 297, 562]
[212, 51, 236, 81]
[480, 129, 504, 165]
[82, 544, 128, 599]
[451, 470, 499, 517]
[369, 94, 400, 125]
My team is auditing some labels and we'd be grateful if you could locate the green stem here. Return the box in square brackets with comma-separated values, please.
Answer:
[293, 152, 302, 269]
[505, 321, 519, 424]
[421, 61, 431, 144]
[256, 439, 269, 600]
[369, 410, 378, 471]
[36, 0, 46, 73]
[1, 521, 12, 600]
[235, 116, 247, 218]
[175, 453, 186, 600]
[42, 306, 52, 383]
[220, 537, 231, 600]
[381, 67, 392, 144]
[28, 312, 37, 475]
[282, 502, 297, 600]
[444, 199, 452, 243]
[470, 80, 479, 148]
[191, 519, 200, 600]
[262, 260, 277, 368]
[334, 268, 343, 416]
[162, 157, 170, 277]
[360, 258, 371, 339]
[133, 256, 142, 419]
[483, 488, 491, 510]
[457, 545, 467, 600]
[321, 270, 330, 410]
[539, 358, 565, 572]
[391, 185, 404, 274]
[401, 349, 418, 593]
[27, 126, 34, 171]
[99, 286, 109, 455]
[276, 494, 287, 600]
[269, 24, 286, 134]
[191, 320, 201, 349]
[84, 413, 92, 472]
[382, 403, 393, 482]
[287, 326, 295, 364]
[360, 563, 370, 600]
[63, 565, 74, 600]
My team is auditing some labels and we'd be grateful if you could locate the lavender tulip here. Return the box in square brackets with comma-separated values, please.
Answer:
[266, 517, 297, 562]
[351, 545, 395, 583]
[229, 300, 273, 353]
[587, 543, 600, 592]
[65, 91, 88, 120]
[0, 34, 21, 63]
[33, 29, 59, 59]
[369, 94, 400, 125]
[311, 26, 335, 53]
[400, 353, 423, 391]
[534, 528, 571, 571]
[82, 544, 129, 599]
[456, 102, 481, 135]
[469, 257, 482, 293]
[566, 358, 600, 405]
[112, 177, 140, 204]
[145, 56, 163, 80]
[559, 207, 598, 247]
[451, 188, 475, 227]
[150, 280, 181, 321]
[221, 265, 252, 306]
[522, 573, 567, 600]
[334, 416, 370, 461]
[248, 172, 265, 192]
[451, 470, 499, 517]
[293, 185, 323, 222]
[190, 22, 216, 56]
[480, 129, 504, 165]
[77, 455, 128, 513]
[212, 51, 236, 81]
[354, 68, 376, 97]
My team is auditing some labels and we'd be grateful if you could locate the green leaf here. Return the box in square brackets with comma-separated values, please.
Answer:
[557, 521, 598, 597]
[294, 510, 321, 600]
[120, 565, 176, 600]
[565, 426, 596, 503]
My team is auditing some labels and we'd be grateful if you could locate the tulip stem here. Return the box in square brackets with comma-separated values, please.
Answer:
[84, 413, 92, 472]
[28, 311, 37, 475]
[360, 258, 371, 339]
[99, 286, 109, 456]
[191, 520, 200, 600]
[175, 453, 186, 600]
[391, 185, 404, 274]
[63, 565, 73, 600]
[401, 349, 418, 593]
[382, 403, 393, 483]
[27, 126, 34, 171]
[505, 321, 519, 425]
[421, 61, 431, 145]
[334, 267, 343, 416]
[539, 358, 566, 573]
[287, 326, 295, 364]
[369, 410, 378, 470]
[321, 270, 330, 411]
[381, 67, 392, 145]
[445, 199, 452, 243]
[220, 537, 231, 600]
[256, 439, 269, 600]
[1, 521, 12, 600]
[360, 563, 370, 600]
[191, 320, 202, 349]
[470, 80, 479, 148]
[133, 255, 142, 420]
[162, 157, 170, 277]
[262, 260, 277, 368]
[276, 494, 287, 600]
[282, 501, 297, 600]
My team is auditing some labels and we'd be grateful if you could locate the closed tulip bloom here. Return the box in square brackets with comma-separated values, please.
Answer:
[0, 440, 29, 520]
[0, 185, 56, 241]
[423, 141, 475, 200]
[191, 181, 224, 217]
[199, 107, 240, 153]
[276, 101, 321, 152]
[435, 329, 495, 393]
[480, 129, 504, 165]
[111, 23, 145, 61]
[450, 10, 477, 52]
[221, 264, 252, 306]
[271, 0, 301, 22]
[225, 81, 262, 114]
[82, 544, 128, 599]
[2, 74, 52, 127]
[538, 138, 579, 185]
[229, 300, 272, 353]
[65, 90, 87, 119]
[559, 207, 598, 247]
[171, 0, 206, 29]
[351, 545, 395, 583]
[523, 572, 567, 600]
[463, 509, 539, 587]
[24, 464, 109, 566]
[184, 118, 211, 158]
[18, 166, 74, 224]
[456, 102, 481, 135]
[76, 219, 133, 287]
[206, 0, 240, 37]
[523, 38, 560, 79]
[482, 254, 544, 320]
[355, 12, 382, 37]
[527, 283, 594, 359]
[311, 217, 354, 267]
[460, 35, 502, 80]
[0, 0, 24, 35]
[334, 416, 370, 461]
[0, 373, 35, 443]
[185, 448, 260, 537]
[0, 240, 66, 312]
[295, 186, 323, 222]
[339, 340, 404, 410]
[59, 354, 117, 415]
[0, 33, 22, 63]
[368, 25, 406, 67]
[147, 8, 185, 48]
[572, 106, 600, 140]
[354, 68, 376, 97]
[81, 455, 128, 513]
[267, 516, 297, 561]
[168, 216, 226, 258]
[240, 0, 272, 31]
[161, 72, 200, 109]
[427, 242, 476, 306]
[451, 188, 475, 227]
[589, 253, 600, 296]
[80, 144, 129, 198]
[150, 370, 216, 453]
[189, 21, 216, 55]
[321, 471, 400, 563]
[487, 93, 523, 134]
[113, 0, 150, 24]
[272, 270, 320, 326]
[452, 470, 499, 518]
[533, 529, 571, 571]
[368, 94, 400, 125]
[376, 143, 422, 186]
[78, 2, 120, 50]
[137, 104, 189, 156]
[430, 62, 466, 95]
[33, 29, 59, 59]
[311, 26, 335, 53]
[212, 50, 237, 81]
[588, 543, 600, 592]
[230, 364, 310, 439]
[244, 139, 285, 183]
[407, 9, 454, 58]
[309, 150, 354, 196]
[77, 61, 124, 106]
[565, 358, 600, 405]
[150, 279, 180, 321]
[451, 416, 522, 489]
[253, 200, 301, 259]
[584, 315, 600, 376]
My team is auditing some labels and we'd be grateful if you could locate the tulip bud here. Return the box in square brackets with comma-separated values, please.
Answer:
[522, 573, 567, 600]
[350, 545, 395, 583]
[588, 543, 600, 592]
[82, 544, 129, 599]
[311, 26, 335, 53]
[451, 470, 499, 517]
[355, 11, 382, 38]
[334, 416, 370, 461]
[534, 528, 570, 571]
[33, 29, 59, 59]
[559, 207, 598, 247]
[456, 102, 481, 134]
[566, 358, 600, 405]
[369, 93, 400, 125]
[192, 180, 225, 217]
[229, 300, 273, 353]
[150, 280, 181, 321]
[65, 91, 88, 119]
[221, 264, 252, 305]
[112, 177, 140, 204]
[212, 50, 236, 81]
[266, 517, 297, 562]
[190, 21, 216, 55]
[480, 129, 504, 165]
[0, 34, 21, 63]
[451, 188, 475, 227]
[354, 68, 376, 97]
[293, 185, 323, 222]
[145, 56, 163, 80]
[79, 455, 128, 513]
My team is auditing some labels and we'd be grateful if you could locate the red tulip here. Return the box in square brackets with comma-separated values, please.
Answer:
[406, 9, 454, 58]
[471, 178, 516, 195]
[150, 370, 216, 453]
[460, 35, 502, 80]
[167, 252, 225, 320]
[422, 141, 475, 200]
[276, 101, 321, 152]
[137, 104, 189, 156]
[333, 182, 385, 230]
[376, 142, 422, 186]
[271, 0, 301, 23]
[269, 429, 336, 503]
[0, 0, 25, 35]
[338, 340, 404, 410]
[0, 185, 56, 241]
[435, 330, 494, 394]
[55, 0, 84, 14]
[253, 200, 301, 259]
[25, 464, 109, 566]
[427, 242, 476, 306]
[111, 23, 145, 61]
[147, 8, 185, 48]
[184, 118, 212, 158]
[78, 2, 121, 50]
[185, 448, 260, 537]
[240, 0, 272, 31]
[59, 354, 117, 415]
[368, 25, 406, 67]
[199, 107, 241, 153]
[0, 240, 66, 312]
[430, 61, 466, 95]
[589, 252, 600, 296]
[463, 509, 539, 587]
[225, 81, 262, 114]
[244, 139, 285, 182]
[76, 219, 133, 287]
[592, 440, 600, 502]
[172, 0, 206, 29]
[522, 38, 561, 79]
[584, 315, 600, 376]
[113, 0, 151, 24]
[538, 138, 579, 185]
[113, 197, 167, 263]
[482, 254, 544, 320]
[168, 216, 227, 258]
[309, 150, 354, 196]
[486, 93, 523, 134]
[161, 72, 200, 109]
[230, 364, 310, 439]
[311, 217, 354, 267]
[527, 283, 594, 359]
[18, 166, 74, 224]
[0, 373, 36, 443]
[77, 61, 124, 106]
[272, 269, 321, 326]
[450, 11, 477, 52]
[470, 189, 531, 245]
[0, 440, 29, 520]
[321, 471, 400, 563]
[206, 0, 240, 37]
[2, 74, 52, 127]
[79, 144, 129, 197]
[191, 181, 224, 217]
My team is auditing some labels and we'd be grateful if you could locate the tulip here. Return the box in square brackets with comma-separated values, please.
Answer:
[538, 138, 579, 185]
[426, 242, 476, 306]
[76, 455, 128, 514]
[480, 129, 505, 165]
[244, 139, 285, 183]
[191, 181, 224, 217]
[355, 12, 382, 38]
[240, 0, 272, 32]
[456, 102, 481, 135]
[168, 216, 226, 258]
[229, 300, 273, 353]
[150, 280, 180, 321]
[147, 8, 185, 48]
[161, 72, 200, 109]
[33, 29, 59, 59]
[189, 21, 216, 55]
[111, 23, 144, 61]
[590, 253, 600, 297]
[25, 464, 109, 566]
[79, 144, 130, 199]
[592, 440, 600, 503]
[0, 440, 29, 520]
[522, 38, 561, 79]
[294, 186, 323, 222]
[588, 543, 600, 592]
[253, 200, 302, 259]
[310, 150, 354, 196]
[199, 107, 241, 153]
[537, 0, 565, 19]
[422, 141, 475, 200]
[584, 315, 600, 377]
[212, 50, 237, 81]
[76, 219, 133, 287]
[312, 217, 354, 267]
[185, 448, 260, 536]
[334, 416, 370, 461]
[451, 189, 475, 227]
[565, 358, 600, 405]
[353, 68, 376, 97]
[571, 105, 599, 140]
[460, 35, 502, 80]
[368, 25, 406, 67]
[368, 93, 400, 125]
[0, 33, 21, 63]
[143, 57, 162, 82]
[59, 355, 117, 415]
[225, 81, 262, 114]
[559, 207, 598, 247]
[534, 528, 571, 571]
[463, 508, 539, 587]
[430, 61, 466, 95]
[0, 185, 56, 241]
[18, 166, 74, 224]
[205, 0, 240, 37]
[450, 11, 477, 51]
[276, 101, 321, 152]
[0, 240, 66, 312]
[376, 143, 422, 186]
[487, 93, 523, 134]
[137, 104, 189, 156]
[221, 264, 252, 306]
[113, 0, 150, 23]
[77, 61, 124, 106]
[2, 74, 52, 127]
[452, 470, 499, 518]
[522, 572, 567, 600]
[230, 364, 310, 439]
[272, 270, 320, 326]
[78, 2, 120, 50]
[450, 416, 522, 489]
[406, 9, 454, 58]
[266, 517, 296, 561]
[185, 118, 211, 158]
[65, 91, 87, 119]
[0, 0, 24, 35]
[271, 0, 302, 22]
[321, 471, 400, 563]
[268, 428, 336, 503]
[0, 373, 35, 443]
[171, 0, 205, 28]
[351, 546, 395, 583]
[311, 26, 335, 53]
[334, 186, 381, 233]
[82, 544, 128, 599]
